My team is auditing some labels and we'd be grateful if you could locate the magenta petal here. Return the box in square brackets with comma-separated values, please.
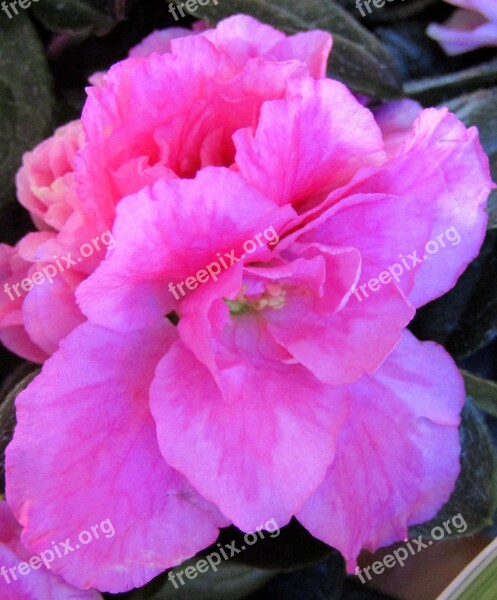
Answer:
[150, 320, 349, 532]
[297, 331, 464, 571]
[6, 321, 226, 593]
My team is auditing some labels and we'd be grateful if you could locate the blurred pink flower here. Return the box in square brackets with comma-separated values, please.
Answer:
[427, 0, 497, 54]
[5, 15, 494, 594]
[0, 501, 102, 600]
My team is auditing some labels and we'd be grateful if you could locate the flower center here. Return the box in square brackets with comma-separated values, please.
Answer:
[226, 282, 287, 315]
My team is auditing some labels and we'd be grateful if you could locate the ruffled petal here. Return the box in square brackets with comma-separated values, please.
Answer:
[234, 78, 385, 209]
[6, 321, 226, 593]
[297, 331, 464, 571]
[150, 318, 349, 531]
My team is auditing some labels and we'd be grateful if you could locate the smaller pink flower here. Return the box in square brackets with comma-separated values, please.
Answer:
[427, 0, 497, 54]
[0, 501, 101, 599]
[0, 121, 106, 362]
[16, 121, 84, 232]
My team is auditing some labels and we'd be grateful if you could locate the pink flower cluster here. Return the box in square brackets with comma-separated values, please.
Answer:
[1, 14, 494, 596]
[428, 0, 497, 54]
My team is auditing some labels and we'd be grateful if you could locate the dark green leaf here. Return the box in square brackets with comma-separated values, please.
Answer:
[172, 0, 402, 98]
[357, 0, 438, 24]
[0, 13, 53, 209]
[404, 56, 497, 105]
[444, 87, 497, 230]
[462, 371, 497, 419]
[410, 229, 497, 360]
[409, 399, 497, 538]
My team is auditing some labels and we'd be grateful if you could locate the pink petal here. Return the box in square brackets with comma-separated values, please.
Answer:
[22, 270, 85, 356]
[313, 108, 493, 308]
[259, 242, 414, 384]
[77, 35, 308, 226]
[0, 502, 101, 599]
[6, 322, 226, 593]
[202, 16, 331, 78]
[234, 78, 385, 209]
[297, 331, 464, 571]
[150, 319, 350, 531]
[77, 168, 295, 332]
[372, 99, 423, 158]
[269, 31, 332, 79]
[129, 27, 200, 57]
[427, 10, 497, 54]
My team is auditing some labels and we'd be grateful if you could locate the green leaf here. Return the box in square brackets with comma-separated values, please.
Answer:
[410, 229, 497, 360]
[172, 0, 402, 98]
[30, 0, 119, 35]
[409, 399, 497, 539]
[0, 13, 53, 209]
[437, 537, 497, 600]
[404, 56, 497, 105]
[462, 371, 497, 419]
[444, 87, 497, 230]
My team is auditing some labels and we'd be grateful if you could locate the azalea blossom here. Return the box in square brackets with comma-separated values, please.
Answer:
[0, 17, 331, 364]
[0, 501, 102, 599]
[4, 14, 495, 595]
[427, 0, 497, 55]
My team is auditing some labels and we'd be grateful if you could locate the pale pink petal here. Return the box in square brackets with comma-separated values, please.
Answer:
[202, 16, 331, 78]
[269, 31, 332, 79]
[6, 321, 226, 593]
[297, 331, 463, 571]
[443, 0, 497, 22]
[427, 10, 497, 54]
[129, 27, 199, 57]
[201, 14, 285, 58]
[16, 121, 84, 232]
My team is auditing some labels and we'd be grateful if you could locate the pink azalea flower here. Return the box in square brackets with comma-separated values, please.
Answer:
[427, 0, 497, 54]
[3, 13, 495, 595]
[0, 16, 331, 363]
[0, 501, 102, 599]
